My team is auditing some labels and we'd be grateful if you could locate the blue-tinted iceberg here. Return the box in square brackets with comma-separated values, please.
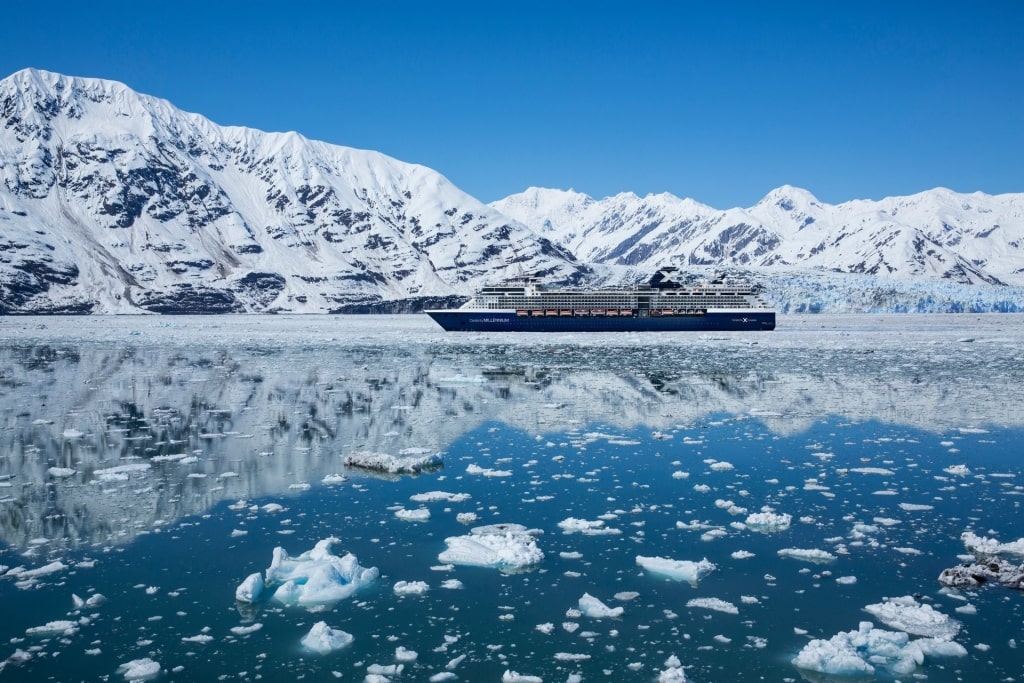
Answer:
[236, 537, 378, 608]
[301, 621, 354, 654]
[636, 555, 715, 586]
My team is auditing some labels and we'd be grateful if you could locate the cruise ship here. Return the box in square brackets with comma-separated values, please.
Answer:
[425, 267, 775, 332]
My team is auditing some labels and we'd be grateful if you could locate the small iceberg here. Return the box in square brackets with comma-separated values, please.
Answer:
[301, 621, 353, 654]
[578, 592, 624, 618]
[863, 595, 960, 640]
[236, 537, 378, 608]
[636, 555, 715, 586]
[439, 523, 543, 571]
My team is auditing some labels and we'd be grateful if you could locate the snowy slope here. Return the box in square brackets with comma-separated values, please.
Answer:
[0, 69, 585, 313]
[493, 185, 1024, 286]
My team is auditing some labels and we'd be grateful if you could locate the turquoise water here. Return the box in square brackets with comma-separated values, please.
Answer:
[1, 315, 1023, 681]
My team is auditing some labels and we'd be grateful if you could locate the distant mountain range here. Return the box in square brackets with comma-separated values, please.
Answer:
[1, 68, 1022, 314]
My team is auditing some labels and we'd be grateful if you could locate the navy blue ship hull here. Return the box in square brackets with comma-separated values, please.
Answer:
[425, 310, 775, 332]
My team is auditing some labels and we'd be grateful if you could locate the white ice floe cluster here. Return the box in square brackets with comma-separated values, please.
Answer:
[777, 548, 836, 563]
[343, 449, 443, 474]
[235, 537, 378, 607]
[744, 510, 792, 532]
[636, 556, 716, 586]
[657, 654, 688, 682]
[438, 523, 544, 571]
[863, 595, 961, 640]
[687, 597, 739, 615]
[558, 517, 621, 535]
[792, 620, 967, 677]
[961, 531, 1024, 557]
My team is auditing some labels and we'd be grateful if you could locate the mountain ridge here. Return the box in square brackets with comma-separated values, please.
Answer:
[1, 68, 1022, 314]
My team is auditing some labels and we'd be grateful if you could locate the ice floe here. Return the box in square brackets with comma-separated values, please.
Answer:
[636, 555, 715, 585]
[116, 658, 161, 680]
[744, 510, 792, 532]
[558, 517, 621, 535]
[410, 491, 471, 503]
[394, 580, 429, 595]
[961, 530, 1024, 557]
[686, 597, 738, 614]
[438, 523, 544, 571]
[863, 595, 961, 639]
[777, 548, 836, 563]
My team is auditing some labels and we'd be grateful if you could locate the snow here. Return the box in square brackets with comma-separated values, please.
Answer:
[636, 556, 715, 585]
[301, 621, 354, 654]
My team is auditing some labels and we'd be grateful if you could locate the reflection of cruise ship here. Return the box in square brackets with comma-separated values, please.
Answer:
[425, 267, 776, 332]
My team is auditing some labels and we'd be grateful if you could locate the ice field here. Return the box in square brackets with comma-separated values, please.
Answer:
[0, 314, 1022, 681]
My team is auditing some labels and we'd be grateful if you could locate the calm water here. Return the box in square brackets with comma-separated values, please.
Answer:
[0, 314, 1022, 682]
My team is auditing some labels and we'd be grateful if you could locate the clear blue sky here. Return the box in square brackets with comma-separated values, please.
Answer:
[3, 1, 1022, 208]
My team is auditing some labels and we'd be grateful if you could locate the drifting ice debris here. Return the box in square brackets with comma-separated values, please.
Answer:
[301, 621, 353, 654]
[777, 548, 836, 563]
[237, 537, 377, 608]
[578, 593, 624, 618]
[439, 523, 543, 571]
[863, 596, 961, 639]
[116, 658, 161, 680]
[344, 449, 442, 474]
[657, 654, 688, 682]
[791, 621, 967, 677]
[636, 555, 715, 586]
[686, 597, 739, 615]
[961, 531, 1024, 557]
[939, 557, 1024, 590]
[744, 510, 792, 532]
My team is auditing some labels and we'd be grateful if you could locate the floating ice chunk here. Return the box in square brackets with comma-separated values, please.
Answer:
[849, 467, 894, 475]
[394, 581, 429, 595]
[439, 524, 543, 570]
[48, 467, 76, 478]
[466, 463, 512, 477]
[26, 620, 78, 636]
[16, 560, 67, 580]
[301, 621, 353, 654]
[502, 671, 542, 683]
[429, 673, 458, 682]
[962, 531, 1024, 557]
[261, 537, 378, 607]
[410, 491, 471, 503]
[322, 473, 347, 484]
[731, 550, 755, 559]
[235, 572, 264, 603]
[686, 597, 738, 615]
[558, 518, 620, 535]
[709, 461, 734, 471]
[657, 654, 688, 682]
[898, 502, 934, 511]
[864, 596, 960, 640]
[578, 593, 623, 618]
[456, 512, 478, 524]
[938, 556, 1024, 590]
[792, 621, 967, 677]
[344, 450, 442, 474]
[745, 511, 792, 532]
[636, 556, 715, 585]
[182, 634, 214, 644]
[395, 508, 431, 522]
[943, 465, 970, 476]
[116, 658, 161, 680]
[230, 623, 263, 635]
[395, 646, 418, 662]
[93, 463, 151, 482]
[86, 593, 106, 607]
[778, 548, 836, 563]
[836, 576, 857, 585]
[62, 428, 84, 439]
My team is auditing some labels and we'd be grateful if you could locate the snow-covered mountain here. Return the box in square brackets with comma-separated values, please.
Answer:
[0, 68, 585, 314]
[1, 68, 1022, 315]
[492, 185, 1024, 286]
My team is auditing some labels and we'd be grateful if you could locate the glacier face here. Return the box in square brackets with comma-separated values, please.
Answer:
[1, 68, 1022, 315]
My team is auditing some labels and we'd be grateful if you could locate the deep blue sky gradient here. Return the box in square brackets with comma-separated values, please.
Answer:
[3, 1, 1021, 207]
